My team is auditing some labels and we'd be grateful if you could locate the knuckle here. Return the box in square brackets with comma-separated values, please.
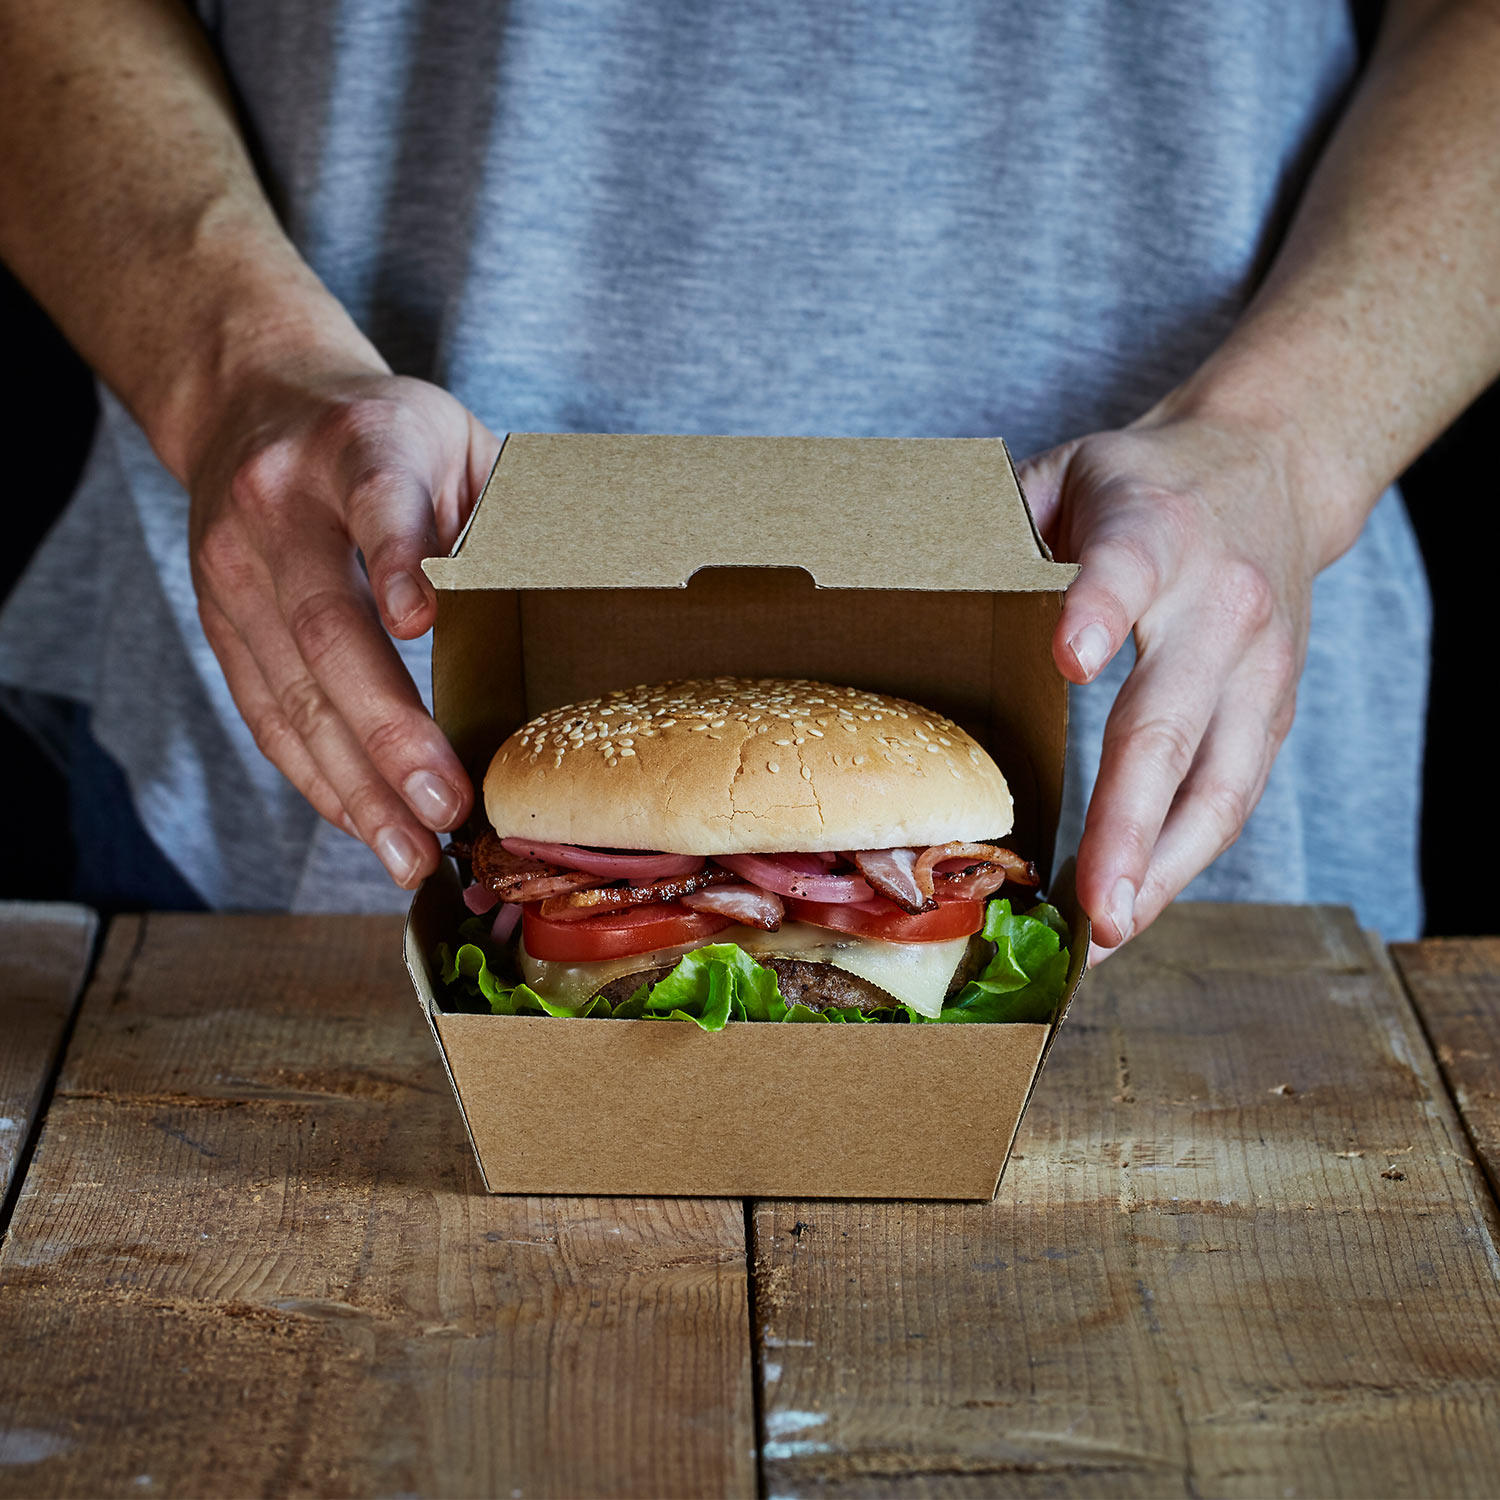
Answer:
[1215, 559, 1275, 636]
[287, 588, 358, 671]
[341, 774, 400, 833]
[362, 712, 419, 769]
[1123, 714, 1199, 784]
[1100, 529, 1166, 603]
[228, 440, 297, 518]
[195, 519, 254, 594]
[278, 673, 333, 745]
[248, 708, 297, 766]
[315, 394, 403, 454]
[343, 465, 400, 527]
[1197, 776, 1253, 845]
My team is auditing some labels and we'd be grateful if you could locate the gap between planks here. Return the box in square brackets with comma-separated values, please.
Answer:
[0, 901, 103, 1234]
[0, 912, 759, 1500]
[748, 904, 1500, 1500]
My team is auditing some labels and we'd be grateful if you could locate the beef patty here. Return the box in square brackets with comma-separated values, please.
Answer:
[590, 934, 990, 1013]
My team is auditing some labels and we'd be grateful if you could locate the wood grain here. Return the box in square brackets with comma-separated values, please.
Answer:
[1392, 937, 1500, 1199]
[0, 901, 97, 1208]
[752, 904, 1500, 1499]
[0, 914, 754, 1499]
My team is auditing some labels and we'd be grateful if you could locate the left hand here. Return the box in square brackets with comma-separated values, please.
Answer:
[1018, 406, 1328, 963]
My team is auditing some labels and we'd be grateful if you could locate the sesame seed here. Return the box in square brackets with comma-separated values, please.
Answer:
[800, 765, 813, 780]
[767, 761, 780, 773]
[773, 738, 791, 746]
[607, 756, 619, 767]
[853, 754, 866, 765]
[620, 747, 636, 757]
[926, 743, 942, 753]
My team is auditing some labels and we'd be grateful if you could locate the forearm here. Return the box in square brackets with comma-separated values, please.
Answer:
[1159, 0, 1500, 563]
[0, 0, 381, 484]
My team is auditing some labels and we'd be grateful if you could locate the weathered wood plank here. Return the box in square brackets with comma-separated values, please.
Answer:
[752, 903, 1500, 1499]
[1391, 937, 1500, 1200]
[0, 901, 97, 1209]
[0, 914, 754, 1499]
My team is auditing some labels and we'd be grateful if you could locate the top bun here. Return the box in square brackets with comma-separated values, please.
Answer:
[483, 678, 1013, 854]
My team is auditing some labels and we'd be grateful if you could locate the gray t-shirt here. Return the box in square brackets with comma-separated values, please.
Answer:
[0, 1, 1429, 934]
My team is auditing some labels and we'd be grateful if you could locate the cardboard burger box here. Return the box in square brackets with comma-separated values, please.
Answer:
[404, 433, 1089, 1200]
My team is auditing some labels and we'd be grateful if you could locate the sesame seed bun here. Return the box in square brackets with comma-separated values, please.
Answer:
[482, 678, 1013, 854]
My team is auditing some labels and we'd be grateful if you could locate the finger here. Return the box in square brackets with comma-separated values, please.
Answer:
[1053, 518, 1181, 685]
[213, 553, 447, 888]
[1131, 655, 1294, 936]
[338, 459, 444, 641]
[1013, 439, 1078, 543]
[1076, 609, 1253, 948]
[197, 596, 356, 837]
[258, 526, 471, 834]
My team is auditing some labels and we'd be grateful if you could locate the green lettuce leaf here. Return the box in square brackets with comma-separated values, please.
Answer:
[909, 899, 1071, 1024]
[636, 943, 787, 1030]
[434, 898, 1071, 1026]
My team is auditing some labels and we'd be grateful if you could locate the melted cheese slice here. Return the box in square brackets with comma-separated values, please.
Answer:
[519, 921, 971, 1018]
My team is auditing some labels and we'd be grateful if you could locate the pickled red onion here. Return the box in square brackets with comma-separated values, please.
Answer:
[499, 839, 701, 880]
[490, 902, 521, 941]
[713, 853, 873, 902]
[463, 882, 501, 914]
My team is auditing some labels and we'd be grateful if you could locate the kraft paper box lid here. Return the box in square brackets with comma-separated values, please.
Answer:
[407, 432, 1089, 1201]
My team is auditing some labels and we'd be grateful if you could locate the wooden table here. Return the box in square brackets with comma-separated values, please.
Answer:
[1, 902, 1497, 1499]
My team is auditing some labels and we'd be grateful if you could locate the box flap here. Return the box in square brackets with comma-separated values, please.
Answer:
[424, 434, 1078, 592]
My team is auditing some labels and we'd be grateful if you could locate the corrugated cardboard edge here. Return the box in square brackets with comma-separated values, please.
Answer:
[1003, 438, 1058, 565]
[444, 434, 510, 564]
[981, 858, 1090, 1200]
[403, 859, 493, 1190]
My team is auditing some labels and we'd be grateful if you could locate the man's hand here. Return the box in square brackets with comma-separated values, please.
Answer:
[1015, 0, 1500, 957]
[1019, 410, 1318, 962]
[187, 366, 500, 887]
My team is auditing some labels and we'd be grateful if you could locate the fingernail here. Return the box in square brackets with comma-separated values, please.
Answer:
[404, 768, 461, 829]
[375, 825, 421, 886]
[1107, 877, 1136, 944]
[1069, 622, 1112, 680]
[384, 571, 426, 626]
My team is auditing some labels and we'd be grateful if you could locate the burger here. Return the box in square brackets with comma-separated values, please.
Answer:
[438, 678, 1070, 1028]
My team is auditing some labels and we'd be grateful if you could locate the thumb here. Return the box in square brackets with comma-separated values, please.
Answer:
[344, 464, 443, 640]
[1014, 438, 1079, 547]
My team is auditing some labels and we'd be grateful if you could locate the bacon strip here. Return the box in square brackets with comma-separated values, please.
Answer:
[537, 865, 737, 920]
[852, 848, 935, 914]
[681, 883, 785, 930]
[467, 831, 608, 903]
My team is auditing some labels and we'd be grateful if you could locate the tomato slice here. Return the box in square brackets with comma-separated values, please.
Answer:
[785, 895, 985, 943]
[522, 901, 734, 962]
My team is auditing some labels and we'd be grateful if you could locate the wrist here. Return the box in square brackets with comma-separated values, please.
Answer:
[131, 221, 389, 488]
[1142, 347, 1377, 570]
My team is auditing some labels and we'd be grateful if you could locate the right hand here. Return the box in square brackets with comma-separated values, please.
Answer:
[185, 363, 501, 889]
